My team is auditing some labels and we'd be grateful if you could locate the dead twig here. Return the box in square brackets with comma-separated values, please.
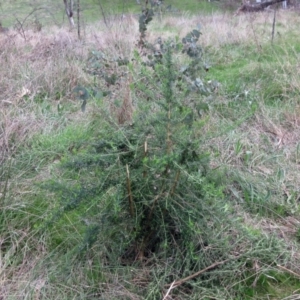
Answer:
[277, 265, 300, 279]
[162, 281, 175, 300]
[165, 259, 230, 289]
[236, 0, 285, 14]
[271, 7, 277, 44]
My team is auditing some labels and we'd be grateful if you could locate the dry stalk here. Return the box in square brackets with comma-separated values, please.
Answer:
[271, 7, 277, 44]
[143, 140, 148, 178]
[277, 264, 300, 279]
[170, 171, 180, 196]
[126, 164, 134, 217]
[77, 0, 81, 39]
[0, 158, 12, 204]
[162, 281, 176, 300]
[165, 259, 230, 289]
[118, 73, 133, 125]
[167, 103, 172, 154]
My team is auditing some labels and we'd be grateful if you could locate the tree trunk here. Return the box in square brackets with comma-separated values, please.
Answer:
[63, 0, 75, 27]
[236, 0, 285, 13]
[77, 0, 81, 39]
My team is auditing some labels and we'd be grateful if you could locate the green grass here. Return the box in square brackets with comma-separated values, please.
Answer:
[0, 0, 219, 27]
[207, 38, 300, 105]
[237, 272, 300, 299]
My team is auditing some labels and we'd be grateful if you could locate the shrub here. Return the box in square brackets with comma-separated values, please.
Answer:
[41, 9, 289, 298]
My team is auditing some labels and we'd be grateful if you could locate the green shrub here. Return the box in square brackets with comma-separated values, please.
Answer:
[44, 43, 218, 257]
[40, 10, 290, 298]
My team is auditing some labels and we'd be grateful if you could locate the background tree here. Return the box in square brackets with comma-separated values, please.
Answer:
[63, 0, 75, 27]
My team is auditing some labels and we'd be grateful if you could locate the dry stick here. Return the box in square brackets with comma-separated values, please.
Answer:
[237, 0, 286, 13]
[170, 170, 180, 196]
[277, 265, 300, 279]
[165, 259, 230, 289]
[143, 140, 148, 178]
[167, 103, 172, 154]
[0, 158, 12, 205]
[119, 73, 133, 124]
[77, 0, 81, 39]
[162, 281, 176, 300]
[126, 164, 134, 217]
[271, 7, 277, 44]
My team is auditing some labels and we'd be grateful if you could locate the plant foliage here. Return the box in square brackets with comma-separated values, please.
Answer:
[41, 6, 289, 298]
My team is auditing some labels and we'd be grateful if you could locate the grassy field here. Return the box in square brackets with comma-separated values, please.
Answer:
[1, 2, 300, 299]
[0, 0, 220, 27]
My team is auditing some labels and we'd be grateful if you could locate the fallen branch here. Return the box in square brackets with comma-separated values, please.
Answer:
[236, 0, 286, 14]
[162, 281, 175, 300]
[277, 264, 300, 279]
[165, 259, 230, 289]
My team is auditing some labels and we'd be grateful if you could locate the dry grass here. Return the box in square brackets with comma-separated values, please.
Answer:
[0, 17, 139, 160]
[149, 10, 299, 48]
[86, 14, 138, 56]
[0, 19, 140, 297]
[0, 16, 138, 104]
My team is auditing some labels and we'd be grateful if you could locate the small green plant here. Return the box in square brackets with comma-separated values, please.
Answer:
[42, 1, 224, 272]
[41, 37, 289, 299]
[45, 44, 217, 260]
[38, 6, 293, 299]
